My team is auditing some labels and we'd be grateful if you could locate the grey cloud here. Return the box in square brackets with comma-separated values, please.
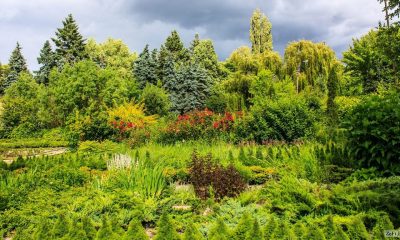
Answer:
[0, 0, 385, 70]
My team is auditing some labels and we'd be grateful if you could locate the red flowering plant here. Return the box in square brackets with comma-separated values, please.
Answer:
[160, 109, 242, 143]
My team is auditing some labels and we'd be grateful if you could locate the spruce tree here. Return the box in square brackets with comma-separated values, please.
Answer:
[208, 218, 230, 240]
[190, 33, 201, 53]
[123, 219, 149, 240]
[163, 54, 178, 92]
[157, 44, 169, 81]
[183, 222, 203, 240]
[4, 42, 28, 89]
[134, 45, 158, 89]
[154, 213, 180, 240]
[164, 30, 190, 64]
[250, 9, 273, 54]
[35, 40, 56, 85]
[172, 63, 211, 114]
[232, 213, 252, 240]
[191, 39, 220, 79]
[52, 14, 87, 66]
[246, 218, 263, 240]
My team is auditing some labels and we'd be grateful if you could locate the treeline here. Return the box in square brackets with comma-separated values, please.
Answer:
[0, 6, 399, 152]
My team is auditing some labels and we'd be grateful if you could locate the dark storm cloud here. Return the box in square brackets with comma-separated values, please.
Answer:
[127, 0, 253, 40]
[123, 0, 382, 56]
[0, 0, 384, 70]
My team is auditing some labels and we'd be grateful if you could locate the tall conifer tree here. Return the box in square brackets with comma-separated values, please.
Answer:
[172, 63, 211, 114]
[35, 40, 56, 85]
[134, 45, 158, 89]
[164, 30, 190, 64]
[52, 14, 87, 66]
[4, 42, 28, 89]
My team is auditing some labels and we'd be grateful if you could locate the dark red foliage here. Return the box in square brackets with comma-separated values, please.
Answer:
[188, 151, 246, 201]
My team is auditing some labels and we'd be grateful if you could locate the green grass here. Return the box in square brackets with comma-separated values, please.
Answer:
[0, 138, 68, 149]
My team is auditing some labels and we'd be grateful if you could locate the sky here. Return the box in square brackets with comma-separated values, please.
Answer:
[0, 0, 384, 70]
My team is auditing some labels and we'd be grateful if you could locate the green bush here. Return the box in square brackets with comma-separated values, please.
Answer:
[234, 98, 315, 143]
[140, 83, 171, 116]
[343, 91, 400, 174]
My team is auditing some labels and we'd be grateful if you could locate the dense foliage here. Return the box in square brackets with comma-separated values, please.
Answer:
[0, 6, 400, 239]
[344, 91, 400, 174]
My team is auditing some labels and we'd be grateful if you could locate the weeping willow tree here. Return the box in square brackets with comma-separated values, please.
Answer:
[284, 40, 336, 92]
[226, 46, 259, 75]
[256, 50, 283, 78]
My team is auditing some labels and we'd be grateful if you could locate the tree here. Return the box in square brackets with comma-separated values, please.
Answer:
[0, 63, 10, 94]
[49, 60, 130, 122]
[191, 38, 220, 79]
[378, 0, 400, 23]
[256, 51, 283, 77]
[154, 213, 180, 240]
[189, 33, 201, 53]
[171, 63, 211, 114]
[164, 30, 190, 64]
[86, 38, 137, 77]
[52, 14, 87, 66]
[227, 46, 258, 75]
[134, 45, 158, 89]
[1, 73, 43, 137]
[284, 40, 336, 92]
[378, 0, 391, 26]
[250, 9, 273, 54]
[163, 54, 177, 91]
[35, 40, 56, 85]
[342, 30, 391, 93]
[140, 84, 171, 116]
[249, 70, 275, 106]
[4, 42, 28, 90]
[123, 219, 149, 240]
